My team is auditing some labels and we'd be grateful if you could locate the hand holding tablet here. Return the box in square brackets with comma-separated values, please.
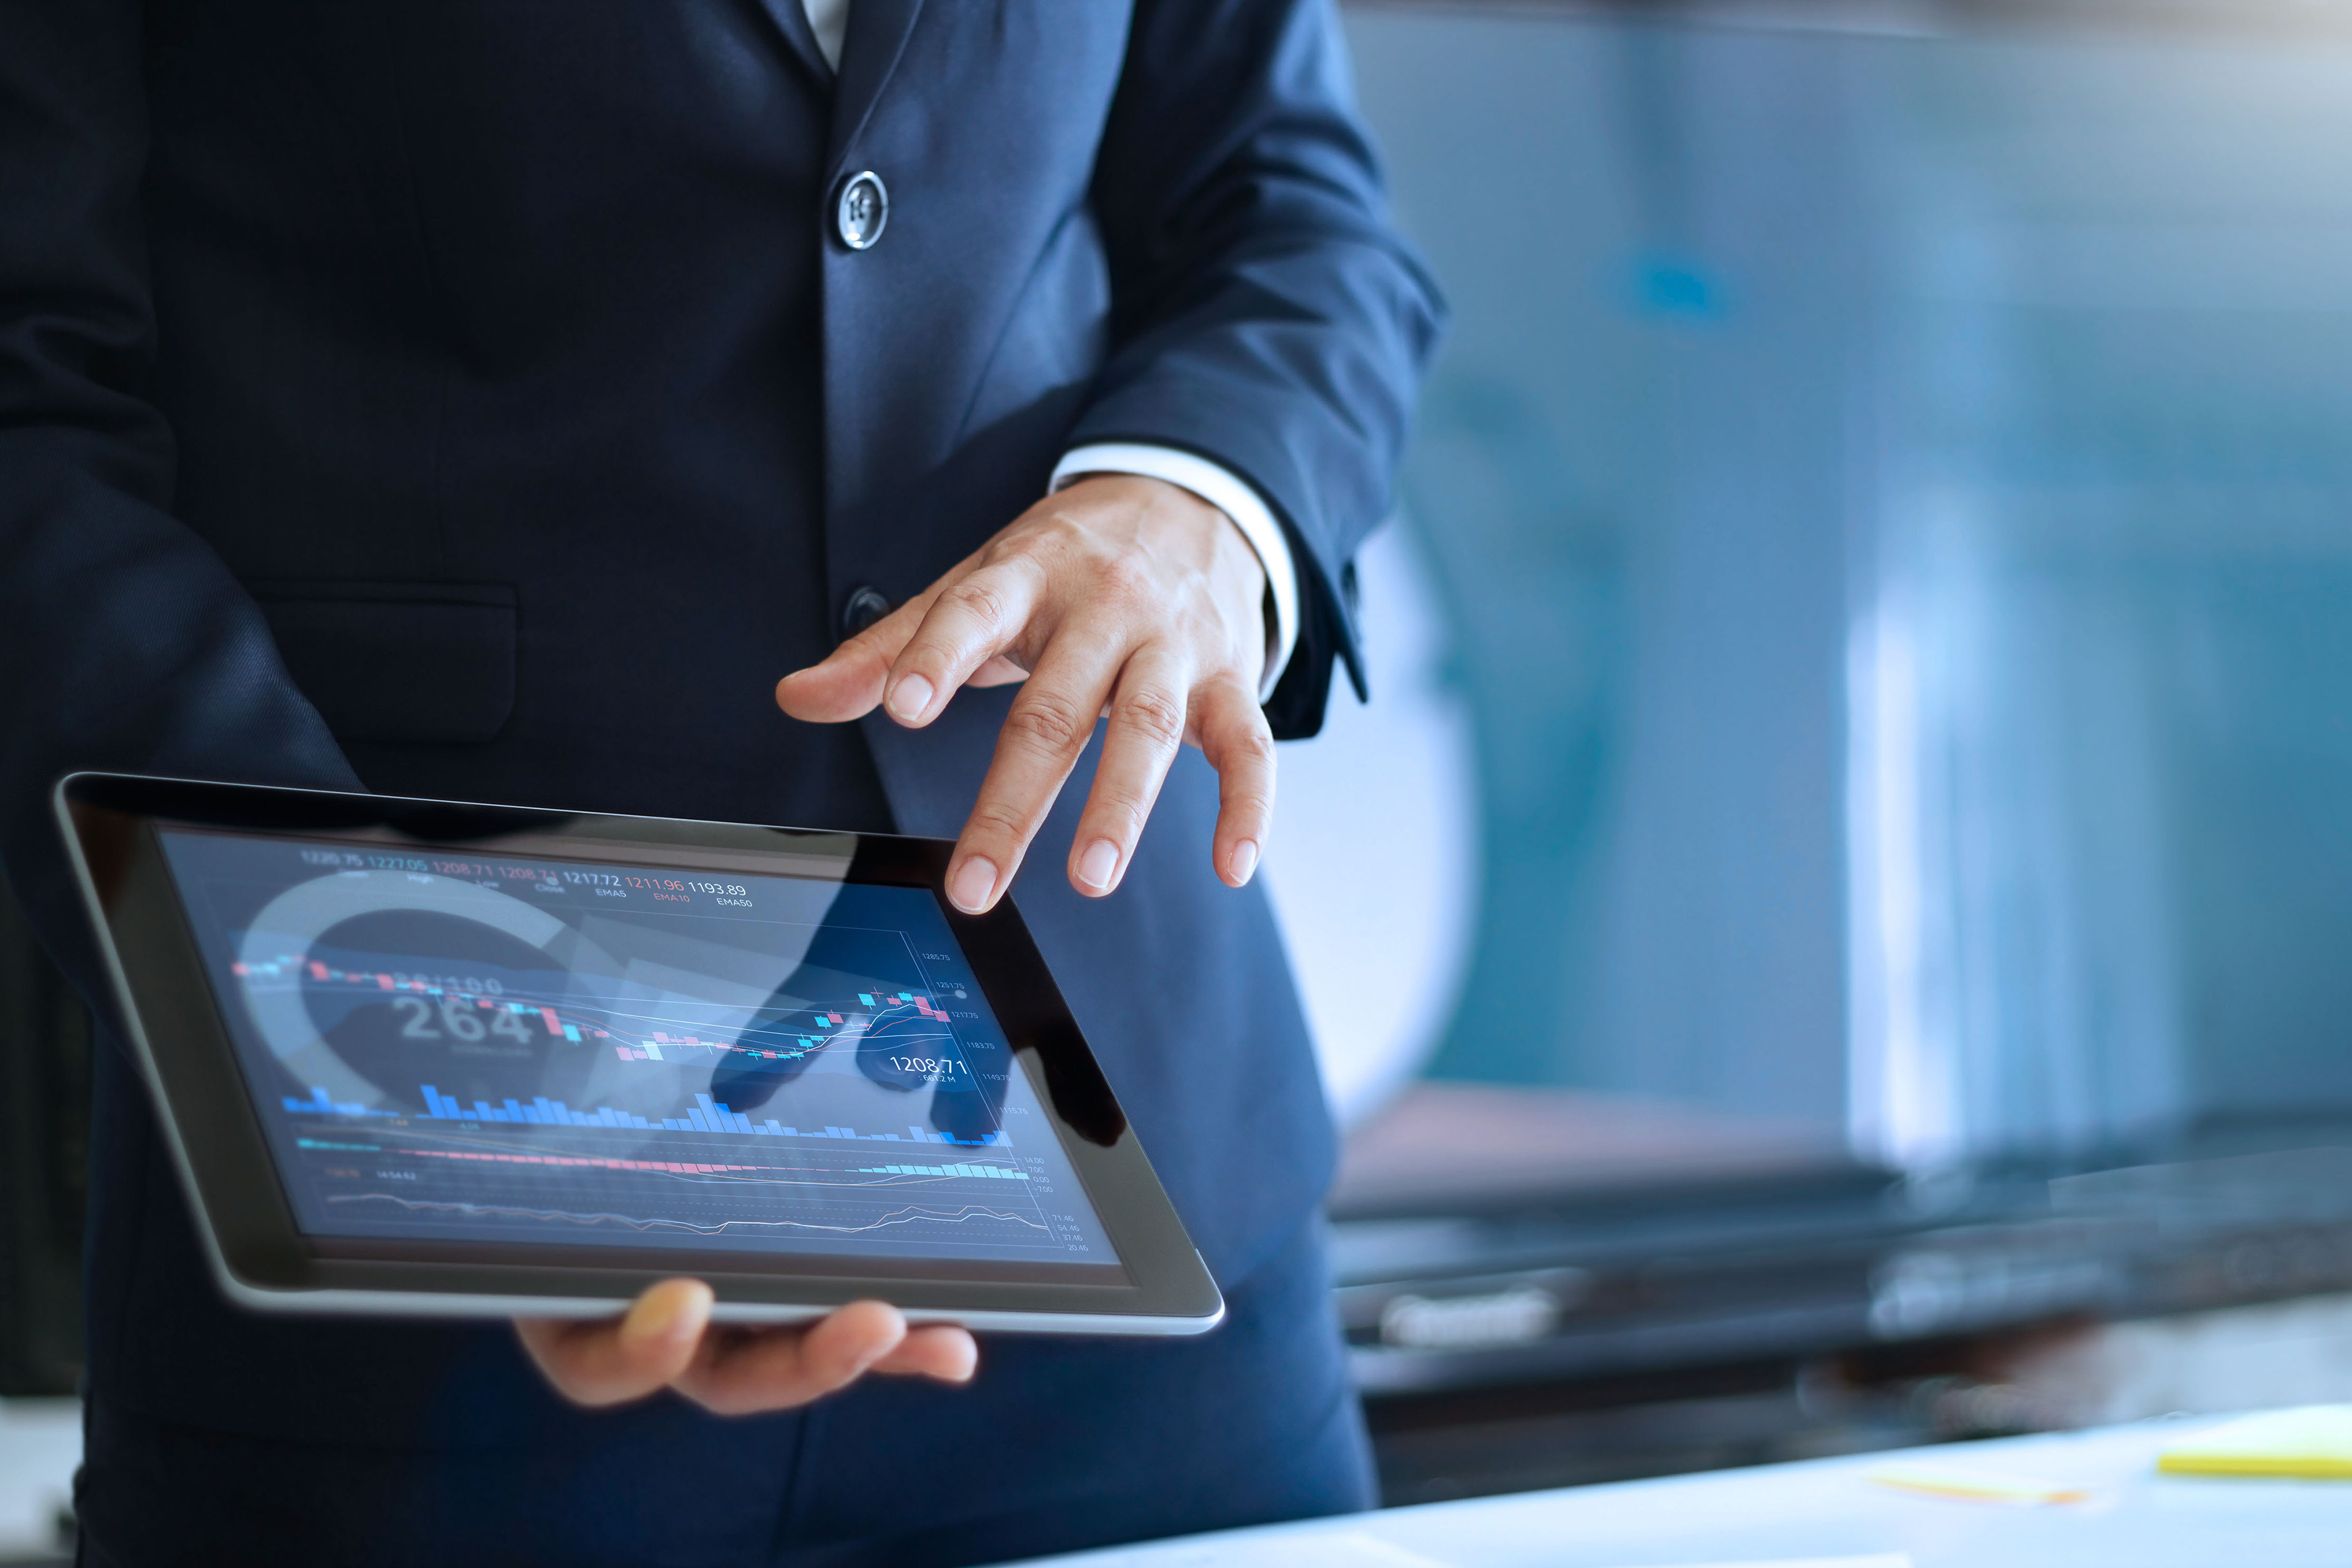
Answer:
[56, 774, 1224, 1351]
[518, 1285, 977, 1413]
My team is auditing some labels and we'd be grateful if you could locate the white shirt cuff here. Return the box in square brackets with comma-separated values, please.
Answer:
[1050, 443, 1299, 702]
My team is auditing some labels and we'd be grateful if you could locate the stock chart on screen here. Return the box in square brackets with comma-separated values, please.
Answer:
[157, 831, 1117, 1269]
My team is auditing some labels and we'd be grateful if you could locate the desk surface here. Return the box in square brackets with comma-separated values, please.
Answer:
[999, 1418, 2352, 1567]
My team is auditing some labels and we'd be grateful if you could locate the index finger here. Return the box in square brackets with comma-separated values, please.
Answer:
[946, 634, 1123, 912]
[773, 588, 940, 725]
[875, 554, 1051, 728]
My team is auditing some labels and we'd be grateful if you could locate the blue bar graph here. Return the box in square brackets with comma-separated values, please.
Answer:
[862, 1162, 1030, 1180]
[279, 1085, 402, 1120]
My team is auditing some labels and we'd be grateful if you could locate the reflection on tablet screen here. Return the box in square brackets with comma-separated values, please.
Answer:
[155, 829, 1123, 1275]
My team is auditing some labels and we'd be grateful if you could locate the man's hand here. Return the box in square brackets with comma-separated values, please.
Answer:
[517, 1280, 978, 1415]
[776, 474, 1274, 911]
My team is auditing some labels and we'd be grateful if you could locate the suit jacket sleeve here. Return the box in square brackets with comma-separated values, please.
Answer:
[1069, 0, 1446, 740]
[0, 1, 360, 1003]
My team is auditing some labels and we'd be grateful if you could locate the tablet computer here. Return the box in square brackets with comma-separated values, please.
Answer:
[55, 772, 1223, 1335]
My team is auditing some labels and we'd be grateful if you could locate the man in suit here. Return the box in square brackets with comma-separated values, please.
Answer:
[0, 0, 1440, 1562]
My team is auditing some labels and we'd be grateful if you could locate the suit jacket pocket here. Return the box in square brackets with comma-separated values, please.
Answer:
[249, 579, 517, 745]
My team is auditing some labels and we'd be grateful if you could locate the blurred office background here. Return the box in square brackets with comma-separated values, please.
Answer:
[1273, 0, 2352, 1509]
[12, 0, 2352, 1553]
[1301, 0, 2352, 1171]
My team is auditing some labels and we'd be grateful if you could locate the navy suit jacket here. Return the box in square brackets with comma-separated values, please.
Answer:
[0, 0, 1438, 1454]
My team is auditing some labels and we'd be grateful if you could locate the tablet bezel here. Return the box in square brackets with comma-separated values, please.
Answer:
[55, 772, 1224, 1335]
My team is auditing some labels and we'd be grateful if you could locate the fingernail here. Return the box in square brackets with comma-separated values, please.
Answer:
[949, 856, 997, 913]
[1077, 839, 1119, 892]
[887, 674, 934, 722]
[622, 1284, 704, 1346]
[850, 1302, 907, 1371]
[1227, 839, 1260, 884]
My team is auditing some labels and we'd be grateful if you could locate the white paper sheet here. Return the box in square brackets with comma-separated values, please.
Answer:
[1057, 1530, 1910, 1568]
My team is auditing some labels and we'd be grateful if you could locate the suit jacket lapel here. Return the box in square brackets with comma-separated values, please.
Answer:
[830, 0, 924, 172]
[739, 0, 832, 86]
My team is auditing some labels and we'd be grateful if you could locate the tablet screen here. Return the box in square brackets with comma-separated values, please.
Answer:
[155, 828, 1124, 1280]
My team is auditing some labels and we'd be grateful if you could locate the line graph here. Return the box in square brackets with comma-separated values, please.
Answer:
[294, 1113, 1071, 1254]
[307, 1123, 1067, 1250]
[296, 1133, 1033, 1188]
[322, 1191, 1053, 1238]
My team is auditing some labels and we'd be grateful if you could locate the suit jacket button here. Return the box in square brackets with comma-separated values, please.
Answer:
[840, 584, 891, 639]
[834, 171, 889, 251]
